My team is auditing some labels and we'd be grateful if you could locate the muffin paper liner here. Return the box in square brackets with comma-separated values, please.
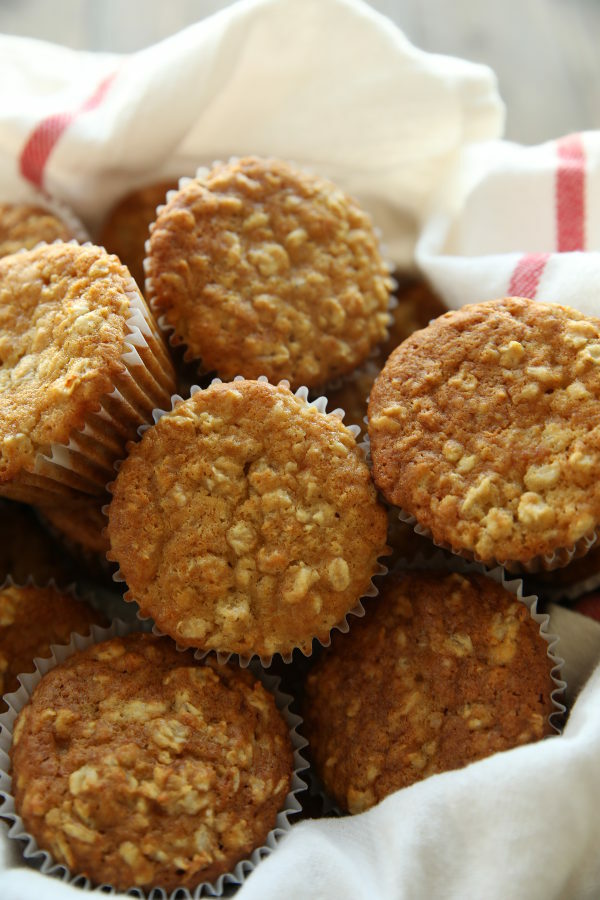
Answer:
[0, 618, 309, 898]
[1, 241, 175, 507]
[34, 502, 113, 579]
[143, 163, 396, 390]
[0, 185, 90, 245]
[394, 506, 598, 575]
[105, 375, 389, 668]
[525, 562, 600, 604]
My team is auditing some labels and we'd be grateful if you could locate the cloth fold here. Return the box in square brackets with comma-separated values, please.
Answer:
[1, 0, 599, 897]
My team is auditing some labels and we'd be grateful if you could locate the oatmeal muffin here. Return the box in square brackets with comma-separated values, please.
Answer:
[98, 181, 177, 288]
[145, 156, 392, 390]
[10, 633, 294, 891]
[0, 242, 175, 505]
[0, 500, 71, 585]
[107, 379, 388, 659]
[369, 298, 600, 570]
[0, 201, 83, 259]
[0, 583, 104, 702]
[324, 278, 447, 431]
[304, 570, 556, 813]
[36, 495, 110, 575]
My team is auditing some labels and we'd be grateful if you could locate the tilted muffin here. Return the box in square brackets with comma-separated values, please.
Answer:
[107, 379, 388, 659]
[0, 202, 84, 259]
[10, 633, 294, 891]
[304, 570, 556, 813]
[98, 181, 177, 289]
[369, 298, 600, 570]
[145, 156, 393, 389]
[0, 242, 175, 505]
[0, 583, 104, 702]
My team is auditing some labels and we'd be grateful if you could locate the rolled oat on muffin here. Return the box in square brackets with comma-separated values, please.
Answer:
[0, 242, 175, 505]
[9, 632, 294, 892]
[145, 156, 393, 390]
[107, 378, 388, 660]
[0, 582, 105, 704]
[304, 569, 557, 814]
[98, 180, 177, 289]
[369, 297, 600, 571]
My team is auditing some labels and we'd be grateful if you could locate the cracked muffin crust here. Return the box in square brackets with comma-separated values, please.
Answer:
[107, 379, 388, 659]
[304, 570, 555, 813]
[10, 633, 294, 891]
[0, 583, 104, 703]
[145, 156, 393, 389]
[369, 298, 600, 568]
[0, 203, 78, 259]
[98, 181, 177, 289]
[0, 242, 175, 504]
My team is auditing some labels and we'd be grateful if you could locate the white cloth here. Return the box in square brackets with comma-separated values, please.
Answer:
[1, 0, 600, 898]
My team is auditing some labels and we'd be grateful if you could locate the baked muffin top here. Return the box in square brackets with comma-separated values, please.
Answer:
[0, 202, 78, 259]
[107, 379, 388, 659]
[145, 156, 392, 389]
[369, 298, 600, 567]
[304, 569, 555, 813]
[0, 583, 104, 700]
[98, 181, 176, 288]
[11, 633, 293, 891]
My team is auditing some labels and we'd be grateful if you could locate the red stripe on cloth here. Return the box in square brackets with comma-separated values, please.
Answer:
[556, 133, 585, 251]
[509, 252, 550, 298]
[19, 71, 117, 189]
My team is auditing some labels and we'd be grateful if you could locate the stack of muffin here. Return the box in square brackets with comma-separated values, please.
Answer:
[0, 155, 592, 894]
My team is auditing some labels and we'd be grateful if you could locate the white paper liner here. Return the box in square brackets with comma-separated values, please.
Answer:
[106, 375, 389, 668]
[311, 553, 566, 815]
[0, 619, 308, 898]
[33, 502, 112, 579]
[0, 185, 89, 246]
[0, 240, 175, 506]
[143, 161, 395, 389]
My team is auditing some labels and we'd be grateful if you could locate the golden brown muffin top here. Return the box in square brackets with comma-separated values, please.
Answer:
[369, 298, 600, 566]
[145, 156, 392, 389]
[0, 203, 77, 259]
[11, 633, 293, 891]
[107, 379, 388, 658]
[98, 181, 176, 289]
[0, 583, 104, 700]
[304, 570, 555, 813]
[0, 242, 145, 482]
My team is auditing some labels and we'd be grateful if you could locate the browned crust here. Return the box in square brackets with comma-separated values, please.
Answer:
[107, 379, 388, 658]
[145, 156, 392, 389]
[368, 297, 600, 565]
[304, 570, 555, 813]
[11, 633, 293, 891]
[98, 181, 176, 289]
[0, 584, 104, 699]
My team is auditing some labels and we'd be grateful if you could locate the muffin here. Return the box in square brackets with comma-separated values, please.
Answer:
[0, 242, 176, 505]
[324, 277, 447, 430]
[145, 156, 393, 390]
[304, 570, 556, 813]
[98, 181, 177, 289]
[0, 201, 85, 259]
[369, 298, 600, 571]
[36, 495, 111, 576]
[0, 583, 104, 702]
[10, 633, 294, 891]
[0, 500, 72, 586]
[107, 378, 388, 659]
